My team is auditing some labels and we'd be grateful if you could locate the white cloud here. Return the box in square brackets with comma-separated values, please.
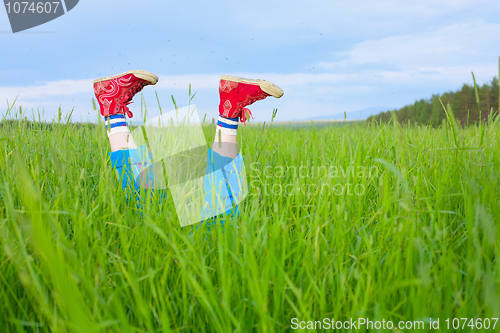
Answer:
[339, 22, 499, 67]
[0, 72, 359, 100]
[317, 21, 500, 87]
[0, 73, 359, 122]
[0, 79, 93, 100]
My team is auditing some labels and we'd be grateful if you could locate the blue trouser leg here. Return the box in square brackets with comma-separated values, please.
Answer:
[198, 149, 244, 231]
[109, 145, 166, 205]
[109, 145, 154, 190]
[217, 150, 244, 217]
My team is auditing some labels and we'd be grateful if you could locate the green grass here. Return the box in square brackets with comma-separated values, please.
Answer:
[1, 106, 500, 332]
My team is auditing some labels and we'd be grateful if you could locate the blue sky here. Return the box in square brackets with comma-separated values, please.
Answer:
[1, 0, 500, 123]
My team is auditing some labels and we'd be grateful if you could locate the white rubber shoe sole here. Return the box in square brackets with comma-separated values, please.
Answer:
[221, 75, 284, 98]
[93, 70, 159, 85]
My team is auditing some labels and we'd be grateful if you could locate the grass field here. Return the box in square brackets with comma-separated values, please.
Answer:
[0, 104, 500, 332]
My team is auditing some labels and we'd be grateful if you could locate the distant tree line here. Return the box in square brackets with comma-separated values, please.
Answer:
[367, 77, 500, 126]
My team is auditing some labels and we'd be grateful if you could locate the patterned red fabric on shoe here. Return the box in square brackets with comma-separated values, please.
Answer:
[218, 78, 270, 124]
[94, 73, 153, 118]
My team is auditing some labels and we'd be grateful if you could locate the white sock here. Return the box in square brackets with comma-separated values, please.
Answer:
[104, 114, 130, 137]
[216, 115, 238, 136]
[104, 114, 138, 151]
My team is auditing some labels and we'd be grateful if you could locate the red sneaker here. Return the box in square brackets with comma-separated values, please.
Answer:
[93, 70, 158, 118]
[219, 75, 284, 124]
